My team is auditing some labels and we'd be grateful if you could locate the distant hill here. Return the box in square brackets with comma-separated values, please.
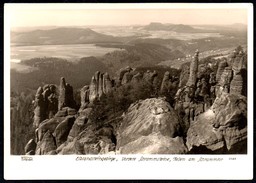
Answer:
[101, 43, 185, 72]
[143, 22, 202, 32]
[11, 27, 122, 46]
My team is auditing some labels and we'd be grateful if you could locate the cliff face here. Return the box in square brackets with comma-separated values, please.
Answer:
[25, 47, 247, 155]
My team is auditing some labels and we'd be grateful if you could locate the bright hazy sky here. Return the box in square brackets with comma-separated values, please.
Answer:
[5, 4, 249, 27]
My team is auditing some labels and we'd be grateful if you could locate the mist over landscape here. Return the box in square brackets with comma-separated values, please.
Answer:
[8, 6, 248, 156]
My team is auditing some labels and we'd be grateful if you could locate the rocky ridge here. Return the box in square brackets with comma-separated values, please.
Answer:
[25, 47, 247, 155]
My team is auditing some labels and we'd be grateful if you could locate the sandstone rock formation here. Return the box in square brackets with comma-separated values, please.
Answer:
[79, 85, 90, 111]
[230, 51, 246, 95]
[186, 93, 247, 153]
[89, 71, 113, 103]
[117, 98, 187, 154]
[186, 50, 199, 87]
[54, 116, 75, 147]
[33, 84, 58, 128]
[33, 87, 46, 128]
[25, 47, 247, 155]
[160, 71, 171, 94]
[143, 70, 158, 84]
[24, 139, 37, 155]
[58, 77, 76, 110]
[103, 73, 112, 94]
[216, 60, 228, 83]
[36, 131, 57, 155]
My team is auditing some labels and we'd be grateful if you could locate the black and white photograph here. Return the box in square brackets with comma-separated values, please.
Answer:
[4, 3, 253, 180]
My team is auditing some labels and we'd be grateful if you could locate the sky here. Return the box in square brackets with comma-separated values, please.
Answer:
[5, 4, 249, 27]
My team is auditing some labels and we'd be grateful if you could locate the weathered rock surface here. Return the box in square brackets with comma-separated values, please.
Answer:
[117, 98, 186, 154]
[24, 139, 37, 155]
[33, 87, 46, 128]
[186, 50, 199, 87]
[216, 61, 228, 83]
[143, 70, 158, 84]
[36, 131, 57, 155]
[119, 133, 187, 154]
[103, 72, 112, 94]
[160, 71, 171, 94]
[79, 85, 90, 111]
[89, 71, 113, 103]
[53, 116, 75, 147]
[186, 93, 247, 153]
[59, 126, 115, 155]
[37, 116, 67, 141]
[58, 77, 76, 110]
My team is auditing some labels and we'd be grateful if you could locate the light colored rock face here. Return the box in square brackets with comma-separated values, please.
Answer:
[54, 116, 75, 147]
[120, 133, 187, 154]
[80, 85, 90, 111]
[98, 73, 104, 98]
[219, 67, 233, 87]
[103, 73, 112, 94]
[89, 71, 113, 103]
[216, 61, 228, 83]
[59, 126, 115, 155]
[186, 50, 199, 87]
[89, 76, 97, 103]
[186, 93, 247, 152]
[24, 139, 37, 155]
[230, 51, 246, 95]
[36, 131, 57, 155]
[33, 85, 58, 128]
[117, 98, 186, 154]
[38, 118, 61, 141]
[34, 87, 46, 128]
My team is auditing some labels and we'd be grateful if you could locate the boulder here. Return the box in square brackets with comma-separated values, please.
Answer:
[117, 98, 183, 154]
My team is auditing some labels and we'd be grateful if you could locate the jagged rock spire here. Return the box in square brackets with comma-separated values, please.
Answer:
[186, 50, 199, 87]
[58, 77, 75, 110]
[89, 71, 113, 103]
[160, 71, 171, 94]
